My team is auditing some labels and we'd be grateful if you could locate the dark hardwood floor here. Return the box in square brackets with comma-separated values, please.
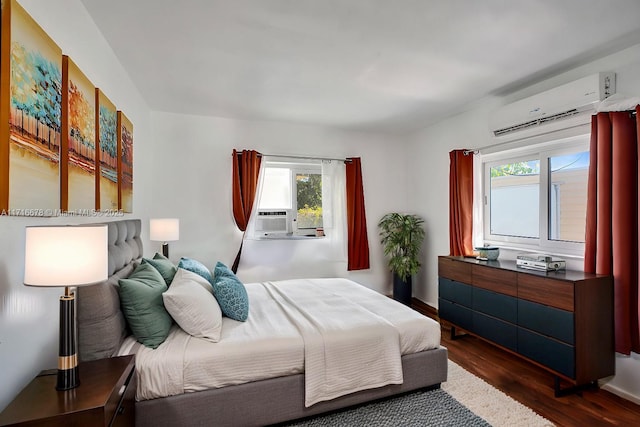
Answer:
[412, 299, 640, 427]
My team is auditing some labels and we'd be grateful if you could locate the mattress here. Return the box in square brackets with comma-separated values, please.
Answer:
[119, 277, 441, 403]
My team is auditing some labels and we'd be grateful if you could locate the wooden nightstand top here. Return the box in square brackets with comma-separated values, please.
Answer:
[0, 355, 135, 427]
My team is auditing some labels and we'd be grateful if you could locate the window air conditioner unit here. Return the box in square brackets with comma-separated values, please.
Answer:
[489, 72, 615, 140]
[255, 211, 288, 236]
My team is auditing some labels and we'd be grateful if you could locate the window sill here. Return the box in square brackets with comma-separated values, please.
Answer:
[257, 233, 324, 241]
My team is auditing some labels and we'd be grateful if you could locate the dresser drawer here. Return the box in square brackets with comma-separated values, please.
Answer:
[473, 312, 517, 352]
[518, 299, 574, 344]
[438, 257, 472, 283]
[439, 277, 472, 307]
[518, 274, 574, 311]
[472, 287, 517, 323]
[439, 298, 473, 332]
[472, 264, 517, 297]
[518, 328, 575, 378]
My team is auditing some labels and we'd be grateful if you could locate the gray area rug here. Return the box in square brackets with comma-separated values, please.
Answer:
[280, 388, 490, 427]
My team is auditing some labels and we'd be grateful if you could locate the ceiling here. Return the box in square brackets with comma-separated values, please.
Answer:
[80, 0, 640, 134]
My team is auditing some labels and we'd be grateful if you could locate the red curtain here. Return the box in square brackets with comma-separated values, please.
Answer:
[231, 149, 262, 272]
[345, 157, 370, 270]
[584, 107, 640, 355]
[449, 150, 474, 257]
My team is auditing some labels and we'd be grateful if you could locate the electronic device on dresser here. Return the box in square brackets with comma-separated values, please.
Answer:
[516, 253, 566, 271]
[438, 256, 614, 397]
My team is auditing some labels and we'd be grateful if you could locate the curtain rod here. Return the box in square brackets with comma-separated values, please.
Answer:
[257, 153, 352, 163]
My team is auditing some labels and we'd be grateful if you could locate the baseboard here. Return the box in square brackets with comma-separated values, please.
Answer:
[601, 383, 640, 405]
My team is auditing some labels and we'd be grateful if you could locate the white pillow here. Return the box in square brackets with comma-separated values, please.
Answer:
[163, 268, 222, 342]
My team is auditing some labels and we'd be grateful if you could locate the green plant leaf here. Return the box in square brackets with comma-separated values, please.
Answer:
[378, 213, 425, 280]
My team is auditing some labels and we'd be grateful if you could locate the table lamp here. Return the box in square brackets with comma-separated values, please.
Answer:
[23, 224, 108, 391]
[150, 218, 179, 258]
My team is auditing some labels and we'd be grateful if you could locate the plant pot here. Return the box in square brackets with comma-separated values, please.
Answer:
[393, 274, 412, 306]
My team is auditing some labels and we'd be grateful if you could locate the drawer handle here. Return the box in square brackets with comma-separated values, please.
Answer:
[119, 385, 126, 396]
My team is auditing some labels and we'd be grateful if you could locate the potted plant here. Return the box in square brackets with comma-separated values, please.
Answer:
[378, 213, 425, 305]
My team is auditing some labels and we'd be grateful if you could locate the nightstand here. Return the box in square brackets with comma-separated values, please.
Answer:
[0, 355, 135, 427]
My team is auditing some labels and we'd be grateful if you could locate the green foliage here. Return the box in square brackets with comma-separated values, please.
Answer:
[296, 173, 322, 209]
[296, 173, 323, 228]
[378, 213, 425, 281]
[490, 161, 539, 177]
[297, 205, 323, 228]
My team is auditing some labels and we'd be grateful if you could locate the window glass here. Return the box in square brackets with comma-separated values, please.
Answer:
[482, 133, 590, 255]
[549, 151, 589, 242]
[259, 167, 291, 209]
[490, 160, 540, 238]
[296, 173, 323, 229]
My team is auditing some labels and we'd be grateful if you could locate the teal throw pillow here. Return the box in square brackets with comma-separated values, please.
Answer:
[141, 252, 177, 285]
[178, 257, 213, 285]
[118, 262, 173, 348]
[212, 262, 249, 322]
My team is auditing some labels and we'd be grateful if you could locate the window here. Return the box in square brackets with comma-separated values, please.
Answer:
[295, 172, 323, 229]
[483, 134, 589, 255]
[255, 159, 323, 237]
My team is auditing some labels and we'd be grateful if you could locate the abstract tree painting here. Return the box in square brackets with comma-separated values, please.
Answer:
[117, 111, 133, 212]
[62, 56, 95, 211]
[96, 89, 118, 211]
[0, 1, 133, 216]
[1, 0, 62, 212]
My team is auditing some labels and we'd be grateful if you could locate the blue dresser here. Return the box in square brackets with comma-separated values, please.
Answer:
[438, 256, 614, 396]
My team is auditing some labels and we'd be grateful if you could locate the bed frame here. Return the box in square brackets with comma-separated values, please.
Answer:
[77, 219, 448, 427]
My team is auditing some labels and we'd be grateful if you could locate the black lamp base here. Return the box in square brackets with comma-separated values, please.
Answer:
[56, 365, 79, 390]
[57, 289, 79, 390]
[162, 243, 169, 258]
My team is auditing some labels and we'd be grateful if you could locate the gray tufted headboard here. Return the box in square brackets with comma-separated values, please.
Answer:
[77, 219, 143, 361]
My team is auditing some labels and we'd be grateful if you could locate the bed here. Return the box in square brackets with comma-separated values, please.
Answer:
[77, 219, 448, 427]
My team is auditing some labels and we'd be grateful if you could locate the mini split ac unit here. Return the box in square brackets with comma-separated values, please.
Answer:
[489, 72, 616, 139]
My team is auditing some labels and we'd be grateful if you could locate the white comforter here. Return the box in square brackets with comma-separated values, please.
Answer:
[120, 278, 441, 406]
[263, 279, 402, 406]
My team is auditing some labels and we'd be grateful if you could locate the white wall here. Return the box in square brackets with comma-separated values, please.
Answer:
[0, 0, 153, 411]
[147, 112, 408, 293]
[406, 42, 640, 403]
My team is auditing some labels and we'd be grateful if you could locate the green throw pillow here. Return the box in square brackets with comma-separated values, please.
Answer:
[212, 262, 249, 322]
[119, 262, 173, 348]
[142, 252, 178, 285]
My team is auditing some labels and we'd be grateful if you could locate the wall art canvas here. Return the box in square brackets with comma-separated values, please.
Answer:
[62, 56, 95, 212]
[95, 88, 118, 211]
[0, 0, 62, 214]
[117, 111, 133, 212]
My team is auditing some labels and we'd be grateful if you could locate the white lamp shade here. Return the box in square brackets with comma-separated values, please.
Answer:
[24, 225, 108, 287]
[150, 218, 180, 241]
